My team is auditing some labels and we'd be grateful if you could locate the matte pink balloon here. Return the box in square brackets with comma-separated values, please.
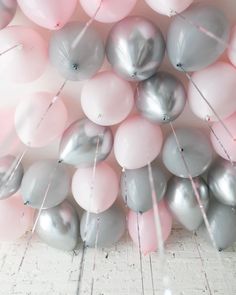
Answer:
[188, 62, 236, 122]
[0, 26, 48, 83]
[0, 194, 34, 241]
[17, 0, 77, 30]
[15, 92, 68, 148]
[228, 25, 236, 67]
[114, 115, 163, 169]
[145, 0, 193, 16]
[80, 0, 137, 23]
[72, 162, 119, 213]
[81, 71, 134, 126]
[128, 200, 172, 255]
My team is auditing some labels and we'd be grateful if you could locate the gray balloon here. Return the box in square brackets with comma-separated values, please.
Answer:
[121, 163, 167, 213]
[208, 158, 236, 207]
[162, 128, 213, 178]
[201, 199, 236, 250]
[59, 118, 113, 167]
[35, 200, 79, 251]
[49, 22, 105, 81]
[167, 4, 230, 72]
[136, 71, 186, 124]
[0, 0, 17, 30]
[166, 176, 209, 231]
[21, 160, 70, 209]
[106, 16, 165, 81]
[80, 204, 126, 248]
[0, 155, 24, 200]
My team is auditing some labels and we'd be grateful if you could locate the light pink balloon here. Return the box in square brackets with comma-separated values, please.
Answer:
[72, 162, 119, 213]
[0, 194, 34, 241]
[15, 92, 68, 148]
[114, 115, 163, 169]
[188, 62, 236, 122]
[145, 0, 193, 16]
[81, 71, 134, 126]
[17, 0, 77, 30]
[228, 25, 236, 67]
[128, 200, 172, 255]
[80, 0, 137, 23]
[0, 26, 48, 83]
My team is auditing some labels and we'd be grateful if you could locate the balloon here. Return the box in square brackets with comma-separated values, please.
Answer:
[35, 201, 79, 251]
[188, 62, 236, 122]
[228, 25, 236, 67]
[49, 22, 105, 81]
[167, 4, 230, 72]
[0, 155, 24, 200]
[114, 116, 163, 170]
[21, 160, 70, 209]
[208, 158, 236, 207]
[121, 162, 167, 213]
[0, 26, 48, 83]
[80, 0, 137, 23]
[80, 204, 126, 248]
[0, 194, 34, 241]
[0, 0, 17, 30]
[59, 119, 113, 167]
[15, 92, 68, 148]
[210, 112, 236, 162]
[106, 16, 165, 81]
[162, 128, 213, 178]
[128, 200, 172, 255]
[136, 72, 186, 124]
[166, 176, 209, 231]
[145, 0, 193, 16]
[17, 0, 77, 30]
[81, 71, 134, 126]
[72, 162, 119, 213]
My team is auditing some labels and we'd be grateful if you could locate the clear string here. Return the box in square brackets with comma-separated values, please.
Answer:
[0, 43, 23, 56]
[136, 212, 145, 295]
[90, 217, 100, 295]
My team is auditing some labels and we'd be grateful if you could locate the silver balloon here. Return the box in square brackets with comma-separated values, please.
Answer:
[121, 162, 167, 213]
[35, 200, 79, 251]
[162, 128, 213, 178]
[166, 176, 209, 231]
[0, 0, 17, 30]
[0, 155, 24, 200]
[80, 204, 126, 248]
[106, 16, 165, 81]
[136, 71, 186, 123]
[49, 22, 105, 81]
[167, 3, 230, 72]
[21, 160, 70, 209]
[59, 118, 113, 167]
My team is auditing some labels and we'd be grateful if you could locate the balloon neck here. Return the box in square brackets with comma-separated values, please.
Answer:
[180, 148, 184, 152]
[163, 115, 169, 122]
[55, 23, 60, 29]
[131, 72, 137, 79]
[24, 201, 29, 206]
[72, 63, 79, 71]
[58, 159, 63, 164]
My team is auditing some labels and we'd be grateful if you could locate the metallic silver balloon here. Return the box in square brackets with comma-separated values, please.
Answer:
[167, 4, 230, 72]
[136, 71, 186, 124]
[21, 160, 70, 209]
[80, 204, 126, 248]
[106, 16, 165, 81]
[59, 118, 113, 167]
[35, 200, 80, 251]
[162, 128, 213, 178]
[208, 158, 236, 207]
[49, 22, 105, 81]
[121, 162, 167, 213]
[0, 155, 24, 200]
[0, 0, 17, 30]
[166, 176, 209, 231]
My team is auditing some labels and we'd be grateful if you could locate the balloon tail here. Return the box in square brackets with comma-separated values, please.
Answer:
[149, 254, 155, 295]
[0, 43, 23, 56]
[136, 213, 145, 295]
[90, 217, 100, 295]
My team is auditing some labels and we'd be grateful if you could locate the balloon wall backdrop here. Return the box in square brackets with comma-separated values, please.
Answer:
[0, 0, 236, 294]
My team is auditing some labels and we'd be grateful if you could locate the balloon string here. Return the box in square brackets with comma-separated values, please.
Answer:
[136, 212, 145, 295]
[76, 243, 87, 295]
[122, 167, 128, 207]
[0, 43, 23, 56]
[90, 217, 100, 295]
[149, 254, 155, 295]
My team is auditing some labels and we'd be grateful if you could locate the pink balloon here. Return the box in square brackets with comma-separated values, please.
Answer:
[228, 25, 236, 67]
[80, 0, 137, 23]
[188, 62, 236, 122]
[15, 92, 68, 148]
[145, 0, 193, 16]
[72, 162, 119, 213]
[17, 0, 77, 30]
[0, 26, 48, 83]
[114, 115, 163, 169]
[81, 71, 134, 126]
[128, 200, 172, 255]
[0, 194, 34, 241]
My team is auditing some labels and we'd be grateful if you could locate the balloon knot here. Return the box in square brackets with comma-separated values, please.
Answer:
[55, 23, 60, 29]
[176, 63, 182, 68]
[58, 159, 63, 164]
[24, 201, 29, 206]
[131, 72, 137, 79]
[72, 63, 79, 71]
